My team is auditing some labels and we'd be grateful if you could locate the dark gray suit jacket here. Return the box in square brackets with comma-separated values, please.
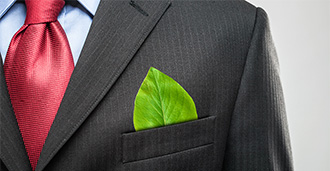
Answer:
[0, 0, 293, 170]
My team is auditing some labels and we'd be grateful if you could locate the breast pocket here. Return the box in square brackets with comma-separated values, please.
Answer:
[121, 116, 216, 171]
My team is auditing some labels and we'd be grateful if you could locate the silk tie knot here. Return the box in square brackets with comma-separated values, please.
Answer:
[25, 0, 65, 25]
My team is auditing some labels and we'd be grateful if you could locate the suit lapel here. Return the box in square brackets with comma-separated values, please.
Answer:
[0, 57, 32, 171]
[36, 0, 171, 170]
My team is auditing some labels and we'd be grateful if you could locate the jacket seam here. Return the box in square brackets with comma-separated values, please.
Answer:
[221, 6, 260, 168]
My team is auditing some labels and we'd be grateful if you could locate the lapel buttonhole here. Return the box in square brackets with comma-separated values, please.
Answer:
[129, 0, 149, 16]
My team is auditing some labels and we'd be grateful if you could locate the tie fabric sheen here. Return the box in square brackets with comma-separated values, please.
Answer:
[3, 0, 74, 169]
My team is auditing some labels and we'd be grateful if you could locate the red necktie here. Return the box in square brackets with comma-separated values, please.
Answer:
[3, 0, 74, 170]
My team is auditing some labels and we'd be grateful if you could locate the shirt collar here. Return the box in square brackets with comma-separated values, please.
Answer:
[0, 0, 15, 19]
[79, 0, 100, 16]
[0, 0, 100, 19]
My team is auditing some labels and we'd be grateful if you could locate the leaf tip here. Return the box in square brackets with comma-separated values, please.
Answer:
[149, 66, 159, 73]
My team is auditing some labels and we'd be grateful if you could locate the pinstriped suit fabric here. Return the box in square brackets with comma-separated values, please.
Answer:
[222, 7, 293, 171]
[1, 58, 31, 170]
[0, 0, 293, 170]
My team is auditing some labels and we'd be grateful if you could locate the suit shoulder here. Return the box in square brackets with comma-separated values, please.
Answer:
[170, 0, 258, 16]
[168, 0, 259, 37]
[169, 0, 258, 25]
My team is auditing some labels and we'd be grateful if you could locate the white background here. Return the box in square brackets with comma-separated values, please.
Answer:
[247, 0, 330, 170]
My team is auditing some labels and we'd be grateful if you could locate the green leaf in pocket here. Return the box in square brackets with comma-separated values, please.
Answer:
[133, 67, 198, 131]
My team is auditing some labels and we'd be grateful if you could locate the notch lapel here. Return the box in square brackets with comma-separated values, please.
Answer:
[0, 57, 32, 171]
[36, 0, 171, 170]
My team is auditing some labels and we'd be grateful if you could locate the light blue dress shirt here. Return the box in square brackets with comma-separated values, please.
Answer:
[0, 0, 100, 66]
